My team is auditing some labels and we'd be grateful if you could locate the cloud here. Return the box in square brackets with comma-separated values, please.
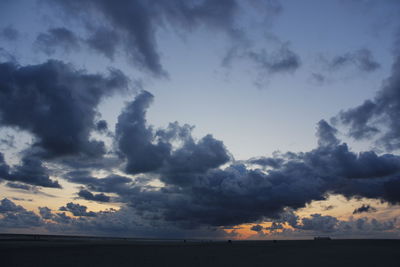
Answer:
[316, 120, 340, 147]
[288, 213, 397, 237]
[265, 222, 283, 231]
[0, 198, 43, 229]
[115, 91, 230, 177]
[248, 44, 301, 74]
[85, 28, 120, 60]
[0, 25, 19, 41]
[298, 214, 339, 232]
[141, 122, 400, 227]
[0, 47, 16, 62]
[222, 41, 301, 87]
[0, 134, 15, 149]
[4, 90, 398, 233]
[59, 202, 97, 217]
[0, 152, 10, 178]
[8, 155, 61, 188]
[39, 206, 53, 220]
[0, 60, 129, 158]
[250, 224, 263, 232]
[35, 27, 80, 55]
[310, 73, 326, 85]
[47, 0, 242, 76]
[0, 153, 60, 188]
[247, 157, 284, 169]
[96, 120, 108, 133]
[323, 205, 335, 211]
[6, 182, 37, 191]
[64, 171, 132, 194]
[353, 204, 377, 214]
[25, 199, 400, 238]
[11, 197, 33, 202]
[77, 189, 111, 203]
[326, 49, 380, 72]
[337, 52, 400, 150]
[5, 182, 57, 197]
[0, 198, 25, 213]
[116, 91, 171, 174]
[55, 100, 400, 231]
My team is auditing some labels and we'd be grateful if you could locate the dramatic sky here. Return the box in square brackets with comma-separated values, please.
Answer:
[1, 0, 400, 239]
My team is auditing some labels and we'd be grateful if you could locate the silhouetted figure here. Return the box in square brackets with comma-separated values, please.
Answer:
[228, 240, 232, 244]
[183, 239, 186, 243]
[273, 240, 277, 244]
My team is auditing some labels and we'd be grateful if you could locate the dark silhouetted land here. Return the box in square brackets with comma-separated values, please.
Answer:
[0, 234, 399, 266]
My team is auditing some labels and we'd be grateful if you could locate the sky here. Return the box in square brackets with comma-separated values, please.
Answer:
[0, 0, 400, 240]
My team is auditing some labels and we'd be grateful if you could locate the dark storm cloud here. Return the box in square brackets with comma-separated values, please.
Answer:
[161, 134, 231, 186]
[96, 120, 108, 133]
[338, 53, 400, 150]
[0, 153, 60, 188]
[316, 120, 340, 147]
[353, 204, 377, 214]
[0, 152, 10, 178]
[0, 25, 19, 41]
[64, 171, 132, 194]
[338, 100, 379, 139]
[283, 213, 397, 236]
[36, 203, 230, 239]
[265, 222, 283, 231]
[5, 182, 56, 197]
[0, 198, 24, 213]
[13, 92, 396, 231]
[297, 214, 338, 232]
[39, 206, 53, 220]
[59, 202, 97, 217]
[115, 91, 230, 177]
[250, 224, 263, 232]
[35, 27, 80, 55]
[327, 49, 380, 72]
[0, 60, 129, 158]
[9, 155, 61, 188]
[39, 207, 74, 224]
[6, 182, 34, 191]
[116, 91, 171, 174]
[48, 0, 240, 76]
[67, 96, 400, 229]
[0, 210, 43, 228]
[78, 189, 111, 203]
[248, 44, 301, 74]
[57, 156, 124, 171]
[0, 198, 43, 228]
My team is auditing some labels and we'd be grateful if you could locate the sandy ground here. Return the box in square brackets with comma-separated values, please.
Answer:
[0, 236, 399, 266]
